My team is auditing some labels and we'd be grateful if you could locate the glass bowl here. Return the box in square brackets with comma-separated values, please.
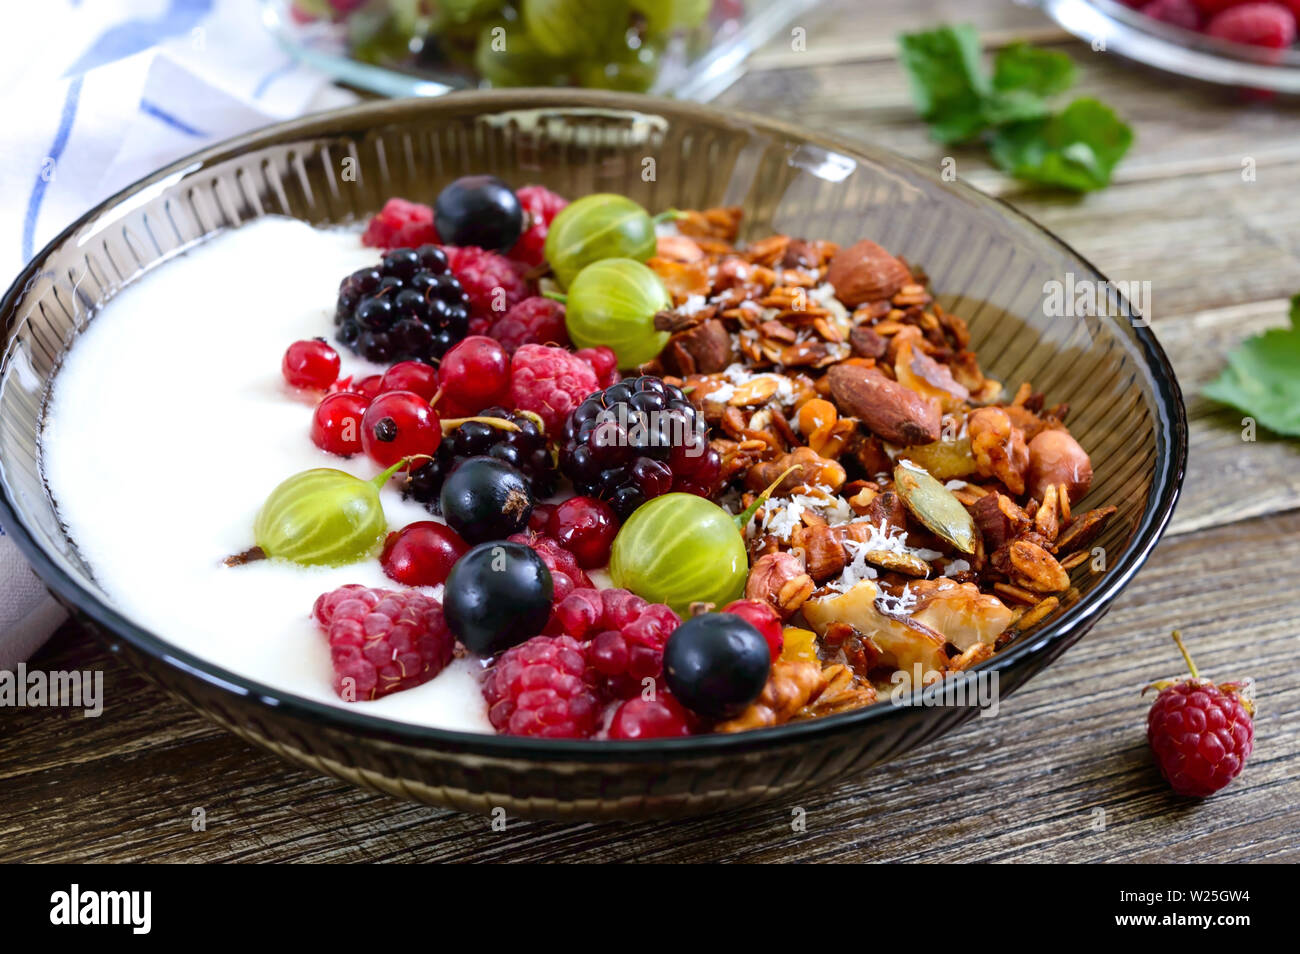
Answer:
[261, 0, 822, 102]
[0, 91, 1186, 819]
[1038, 0, 1300, 93]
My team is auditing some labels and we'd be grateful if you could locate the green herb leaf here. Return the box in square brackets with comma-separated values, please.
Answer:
[1203, 295, 1300, 437]
[993, 42, 1077, 98]
[898, 25, 994, 144]
[988, 97, 1134, 192]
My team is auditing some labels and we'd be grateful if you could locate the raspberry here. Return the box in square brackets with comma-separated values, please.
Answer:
[1145, 632, 1255, 798]
[362, 198, 441, 250]
[1205, 2, 1296, 46]
[507, 531, 593, 603]
[442, 245, 529, 324]
[575, 345, 620, 389]
[510, 185, 568, 268]
[1191, 0, 1250, 14]
[1140, 0, 1204, 28]
[312, 585, 454, 701]
[482, 634, 600, 737]
[489, 296, 569, 353]
[509, 343, 600, 436]
[552, 587, 681, 698]
[559, 375, 721, 519]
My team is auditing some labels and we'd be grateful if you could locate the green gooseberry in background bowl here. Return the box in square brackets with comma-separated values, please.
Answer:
[562, 257, 671, 370]
[543, 193, 659, 288]
[522, 0, 626, 59]
[609, 493, 749, 615]
[252, 461, 404, 566]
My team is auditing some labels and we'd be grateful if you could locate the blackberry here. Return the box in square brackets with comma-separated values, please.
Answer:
[335, 245, 470, 364]
[559, 375, 722, 520]
[403, 407, 555, 512]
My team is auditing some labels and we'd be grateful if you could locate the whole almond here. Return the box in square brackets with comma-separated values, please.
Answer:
[826, 240, 912, 306]
[827, 364, 941, 445]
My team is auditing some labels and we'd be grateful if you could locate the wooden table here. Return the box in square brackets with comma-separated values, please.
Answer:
[3, 0, 1297, 863]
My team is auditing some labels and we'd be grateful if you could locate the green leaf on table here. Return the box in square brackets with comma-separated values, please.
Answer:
[898, 25, 994, 144]
[993, 42, 1077, 98]
[988, 97, 1134, 192]
[1203, 295, 1300, 437]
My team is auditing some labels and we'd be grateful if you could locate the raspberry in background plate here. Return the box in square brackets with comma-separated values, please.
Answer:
[442, 245, 529, 323]
[1141, 0, 1204, 28]
[361, 198, 441, 250]
[312, 585, 454, 701]
[1144, 631, 1255, 798]
[1205, 2, 1297, 46]
[510, 185, 569, 267]
[489, 296, 568, 353]
[509, 343, 600, 436]
[482, 634, 601, 738]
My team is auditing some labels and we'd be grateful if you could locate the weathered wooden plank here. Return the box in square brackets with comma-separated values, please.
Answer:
[1, 510, 1294, 863]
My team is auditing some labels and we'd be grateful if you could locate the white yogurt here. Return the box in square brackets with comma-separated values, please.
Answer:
[41, 217, 492, 732]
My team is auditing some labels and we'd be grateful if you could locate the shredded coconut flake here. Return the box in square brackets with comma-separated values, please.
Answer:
[942, 559, 972, 578]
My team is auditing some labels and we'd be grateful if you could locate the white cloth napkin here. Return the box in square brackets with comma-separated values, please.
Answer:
[1, 0, 357, 666]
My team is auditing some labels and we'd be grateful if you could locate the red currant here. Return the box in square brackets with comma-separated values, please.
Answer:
[528, 502, 555, 533]
[311, 391, 369, 456]
[547, 496, 618, 569]
[380, 521, 469, 587]
[575, 345, 619, 388]
[439, 335, 510, 411]
[355, 374, 384, 400]
[380, 361, 439, 402]
[608, 693, 694, 739]
[361, 390, 441, 468]
[282, 338, 340, 390]
[722, 599, 783, 661]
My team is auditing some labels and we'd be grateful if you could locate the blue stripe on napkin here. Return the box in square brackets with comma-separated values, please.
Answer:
[21, 76, 85, 263]
[139, 98, 209, 138]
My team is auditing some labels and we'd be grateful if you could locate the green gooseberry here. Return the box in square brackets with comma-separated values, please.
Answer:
[543, 193, 659, 289]
[562, 257, 670, 370]
[521, 0, 626, 59]
[252, 460, 405, 567]
[609, 493, 749, 616]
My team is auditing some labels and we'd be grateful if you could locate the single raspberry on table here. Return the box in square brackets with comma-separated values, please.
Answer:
[510, 185, 568, 268]
[1141, 0, 1204, 29]
[312, 584, 454, 702]
[482, 634, 601, 738]
[509, 343, 600, 436]
[441, 245, 529, 324]
[1205, 2, 1297, 46]
[552, 587, 682, 698]
[361, 198, 441, 250]
[576, 345, 620, 389]
[489, 295, 568, 353]
[1145, 631, 1255, 798]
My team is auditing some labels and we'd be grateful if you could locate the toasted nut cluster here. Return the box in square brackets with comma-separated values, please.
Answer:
[642, 207, 1118, 723]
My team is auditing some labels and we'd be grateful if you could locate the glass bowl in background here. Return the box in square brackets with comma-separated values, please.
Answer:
[1038, 0, 1300, 93]
[261, 0, 820, 101]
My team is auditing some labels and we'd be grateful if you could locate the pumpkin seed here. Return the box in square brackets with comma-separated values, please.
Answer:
[893, 460, 977, 554]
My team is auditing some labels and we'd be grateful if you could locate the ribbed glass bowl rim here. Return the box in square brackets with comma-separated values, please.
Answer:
[0, 90, 1187, 762]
